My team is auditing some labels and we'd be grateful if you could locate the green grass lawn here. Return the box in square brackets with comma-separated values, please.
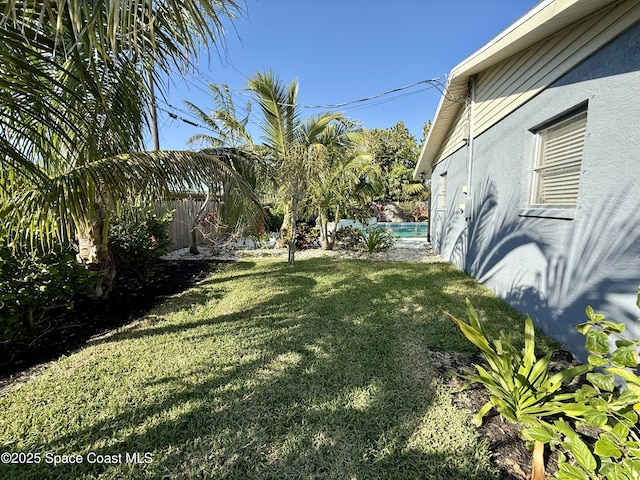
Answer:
[0, 258, 557, 479]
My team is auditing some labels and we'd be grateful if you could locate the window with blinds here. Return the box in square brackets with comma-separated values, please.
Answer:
[531, 110, 587, 207]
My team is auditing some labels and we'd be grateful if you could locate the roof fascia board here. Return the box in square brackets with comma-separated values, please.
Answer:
[413, 0, 621, 180]
[452, 0, 619, 79]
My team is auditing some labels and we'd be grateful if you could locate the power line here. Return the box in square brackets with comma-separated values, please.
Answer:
[297, 78, 442, 109]
[174, 63, 447, 111]
[157, 73, 452, 133]
[156, 104, 210, 130]
[341, 85, 438, 113]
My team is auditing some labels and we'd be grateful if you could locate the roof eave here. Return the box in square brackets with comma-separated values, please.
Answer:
[413, 0, 620, 180]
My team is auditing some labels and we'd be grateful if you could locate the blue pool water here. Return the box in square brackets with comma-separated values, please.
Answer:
[372, 222, 428, 238]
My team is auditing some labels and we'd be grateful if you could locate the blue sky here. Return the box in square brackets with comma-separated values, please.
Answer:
[153, 1, 541, 150]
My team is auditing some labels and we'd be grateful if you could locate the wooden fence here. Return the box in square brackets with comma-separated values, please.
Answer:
[157, 197, 218, 250]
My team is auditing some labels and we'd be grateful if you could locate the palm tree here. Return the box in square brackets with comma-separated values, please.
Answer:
[185, 84, 265, 253]
[0, 0, 258, 296]
[248, 70, 343, 265]
[304, 125, 381, 249]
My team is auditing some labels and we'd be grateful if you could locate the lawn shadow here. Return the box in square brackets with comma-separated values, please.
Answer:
[0, 259, 225, 382]
[2, 258, 499, 479]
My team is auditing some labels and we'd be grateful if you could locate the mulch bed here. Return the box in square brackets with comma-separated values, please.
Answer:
[0, 260, 222, 390]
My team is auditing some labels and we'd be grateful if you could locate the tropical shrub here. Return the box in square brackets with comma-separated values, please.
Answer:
[108, 207, 173, 286]
[294, 223, 320, 250]
[446, 299, 590, 426]
[279, 222, 320, 250]
[361, 227, 395, 253]
[525, 303, 640, 480]
[334, 226, 364, 250]
[450, 294, 640, 480]
[264, 208, 284, 233]
[333, 225, 394, 252]
[446, 299, 590, 480]
[0, 245, 94, 337]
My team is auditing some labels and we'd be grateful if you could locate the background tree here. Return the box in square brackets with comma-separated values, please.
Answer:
[419, 120, 432, 150]
[0, 0, 259, 296]
[361, 121, 427, 202]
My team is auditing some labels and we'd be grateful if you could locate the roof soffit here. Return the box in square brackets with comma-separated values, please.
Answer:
[413, 0, 622, 179]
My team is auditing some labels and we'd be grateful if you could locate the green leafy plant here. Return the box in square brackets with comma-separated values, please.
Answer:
[361, 227, 395, 253]
[528, 302, 640, 480]
[334, 226, 364, 251]
[0, 244, 95, 337]
[447, 299, 590, 426]
[108, 206, 173, 286]
[334, 226, 394, 253]
[278, 222, 320, 251]
[446, 299, 590, 480]
[264, 208, 284, 233]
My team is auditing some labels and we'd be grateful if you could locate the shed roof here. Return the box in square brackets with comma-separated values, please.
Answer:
[413, 0, 620, 180]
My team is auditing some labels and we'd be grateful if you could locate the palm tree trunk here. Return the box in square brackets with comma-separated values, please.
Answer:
[76, 202, 115, 298]
[288, 196, 297, 265]
[319, 212, 331, 250]
[189, 228, 200, 255]
[190, 192, 212, 255]
[530, 440, 545, 480]
[278, 203, 291, 248]
[329, 206, 340, 250]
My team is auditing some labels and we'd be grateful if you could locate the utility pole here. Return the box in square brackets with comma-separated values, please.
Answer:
[148, 70, 160, 150]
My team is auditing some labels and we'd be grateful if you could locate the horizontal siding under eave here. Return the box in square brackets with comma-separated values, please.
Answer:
[434, 101, 469, 164]
[471, 0, 640, 139]
[474, 11, 601, 112]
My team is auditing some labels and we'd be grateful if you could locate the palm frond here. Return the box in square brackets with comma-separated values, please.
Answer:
[3, 150, 261, 245]
[300, 112, 344, 145]
[249, 70, 301, 156]
[402, 182, 427, 196]
[185, 83, 253, 148]
[1, 0, 251, 247]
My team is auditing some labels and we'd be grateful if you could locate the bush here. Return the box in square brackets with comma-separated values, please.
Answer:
[334, 226, 394, 253]
[264, 208, 284, 233]
[451, 295, 640, 480]
[334, 226, 364, 250]
[447, 299, 591, 480]
[526, 303, 640, 480]
[108, 206, 173, 286]
[293, 222, 320, 250]
[278, 222, 320, 250]
[362, 227, 395, 253]
[446, 299, 589, 426]
[0, 245, 95, 338]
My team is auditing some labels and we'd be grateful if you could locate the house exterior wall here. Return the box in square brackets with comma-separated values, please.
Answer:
[434, 0, 640, 166]
[430, 20, 640, 360]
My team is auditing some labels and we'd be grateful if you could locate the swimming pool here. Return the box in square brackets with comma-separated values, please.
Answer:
[372, 222, 428, 238]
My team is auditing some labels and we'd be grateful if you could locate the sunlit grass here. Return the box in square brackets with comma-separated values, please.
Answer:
[0, 258, 557, 479]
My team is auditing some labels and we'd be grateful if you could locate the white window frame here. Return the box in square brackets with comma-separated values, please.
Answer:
[530, 109, 588, 208]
